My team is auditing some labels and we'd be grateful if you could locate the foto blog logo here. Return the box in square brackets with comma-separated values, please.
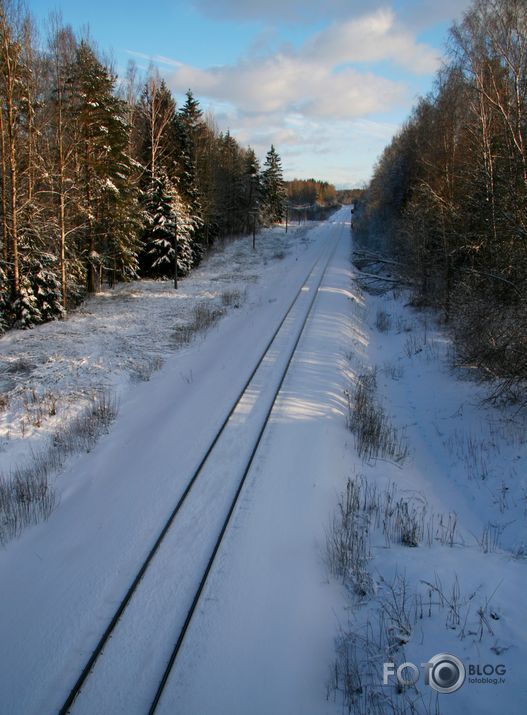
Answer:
[383, 653, 466, 694]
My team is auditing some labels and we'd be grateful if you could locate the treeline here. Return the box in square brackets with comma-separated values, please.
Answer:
[356, 0, 527, 403]
[336, 188, 364, 205]
[287, 178, 337, 207]
[0, 2, 286, 331]
[287, 178, 338, 221]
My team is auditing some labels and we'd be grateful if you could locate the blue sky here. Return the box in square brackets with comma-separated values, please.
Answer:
[30, 0, 472, 187]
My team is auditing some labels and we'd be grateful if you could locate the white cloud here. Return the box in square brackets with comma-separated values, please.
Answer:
[205, 106, 399, 185]
[166, 8, 440, 121]
[170, 55, 405, 119]
[304, 9, 440, 74]
[126, 50, 182, 68]
[157, 6, 442, 183]
[130, 3, 458, 185]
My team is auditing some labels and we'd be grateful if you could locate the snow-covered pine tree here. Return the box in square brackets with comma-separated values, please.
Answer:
[142, 172, 175, 277]
[142, 171, 195, 279]
[0, 266, 10, 333]
[12, 274, 40, 329]
[262, 144, 286, 224]
[100, 137, 142, 287]
[243, 147, 262, 246]
[172, 178, 197, 276]
[10, 251, 65, 328]
[174, 96, 204, 265]
[29, 253, 65, 322]
[67, 41, 141, 292]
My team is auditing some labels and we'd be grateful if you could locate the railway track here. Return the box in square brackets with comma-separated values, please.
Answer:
[58, 224, 342, 715]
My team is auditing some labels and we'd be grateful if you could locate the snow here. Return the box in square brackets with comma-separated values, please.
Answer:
[156, 211, 354, 715]
[0, 216, 336, 714]
[0, 222, 314, 477]
[330, 278, 527, 714]
[0, 206, 525, 715]
[65, 228, 342, 715]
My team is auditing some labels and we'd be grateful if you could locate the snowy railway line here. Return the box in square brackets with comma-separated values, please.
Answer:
[57, 220, 344, 714]
[4, 205, 524, 715]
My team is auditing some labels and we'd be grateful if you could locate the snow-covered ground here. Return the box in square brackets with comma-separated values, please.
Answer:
[0, 207, 525, 715]
[325, 254, 527, 713]
[156, 210, 354, 715]
[0, 214, 342, 714]
[0, 222, 313, 476]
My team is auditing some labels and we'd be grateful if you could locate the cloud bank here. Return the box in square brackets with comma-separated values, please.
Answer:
[150, 3, 456, 182]
[168, 9, 439, 121]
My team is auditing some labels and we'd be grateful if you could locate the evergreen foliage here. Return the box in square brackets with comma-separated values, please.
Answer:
[243, 148, 262, 235]
[142, 171, 195, 278]
[66, 41, 141, 292]
[0, 266, 9, 333]
[0, 7, 289, 332]
[28, 253, 65, 323]
[262, 145, 286, 224]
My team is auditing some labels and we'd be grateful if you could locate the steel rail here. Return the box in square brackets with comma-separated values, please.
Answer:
[57, 237, 335, 715]
[148, 230, 341, 714]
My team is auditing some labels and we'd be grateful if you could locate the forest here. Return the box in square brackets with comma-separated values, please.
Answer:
[286, 178, 337, 207]
[355, 0, 527, 403]
[0, 2, 287, 331]
[286, 178, 339, 221]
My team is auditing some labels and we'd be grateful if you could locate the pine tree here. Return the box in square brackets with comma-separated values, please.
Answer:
[102, 172, 141, 286]
[12, 274, 40, 329]
[172, 91, 206, 261]
[172, 178, 197, 276]
[10, 251, 65, 328]
[142, 171, 195, 279]
[67, 41, 141, 292]
[262, 144, 286, 224]
[180, 89, 203, 137]
[243, 147, 262, 247]
[215, 131, 246, 236]
[0, 264, 10, 332]
[29, 252, 65, 322]
[142, 172, 175, 276]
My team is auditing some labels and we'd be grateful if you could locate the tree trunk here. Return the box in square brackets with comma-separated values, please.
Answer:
[6, 68, 19, 299]
[0, 109, 8, 263]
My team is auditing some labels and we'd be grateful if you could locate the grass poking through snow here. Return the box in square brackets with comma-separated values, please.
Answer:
[345, 369, 409, 463]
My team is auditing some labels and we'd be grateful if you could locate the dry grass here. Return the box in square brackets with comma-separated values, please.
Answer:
[0, 389, 118, 546]
[375, 308, 392, 332]
[346, 370, 409, 463]
[172, 302, 225, 347]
